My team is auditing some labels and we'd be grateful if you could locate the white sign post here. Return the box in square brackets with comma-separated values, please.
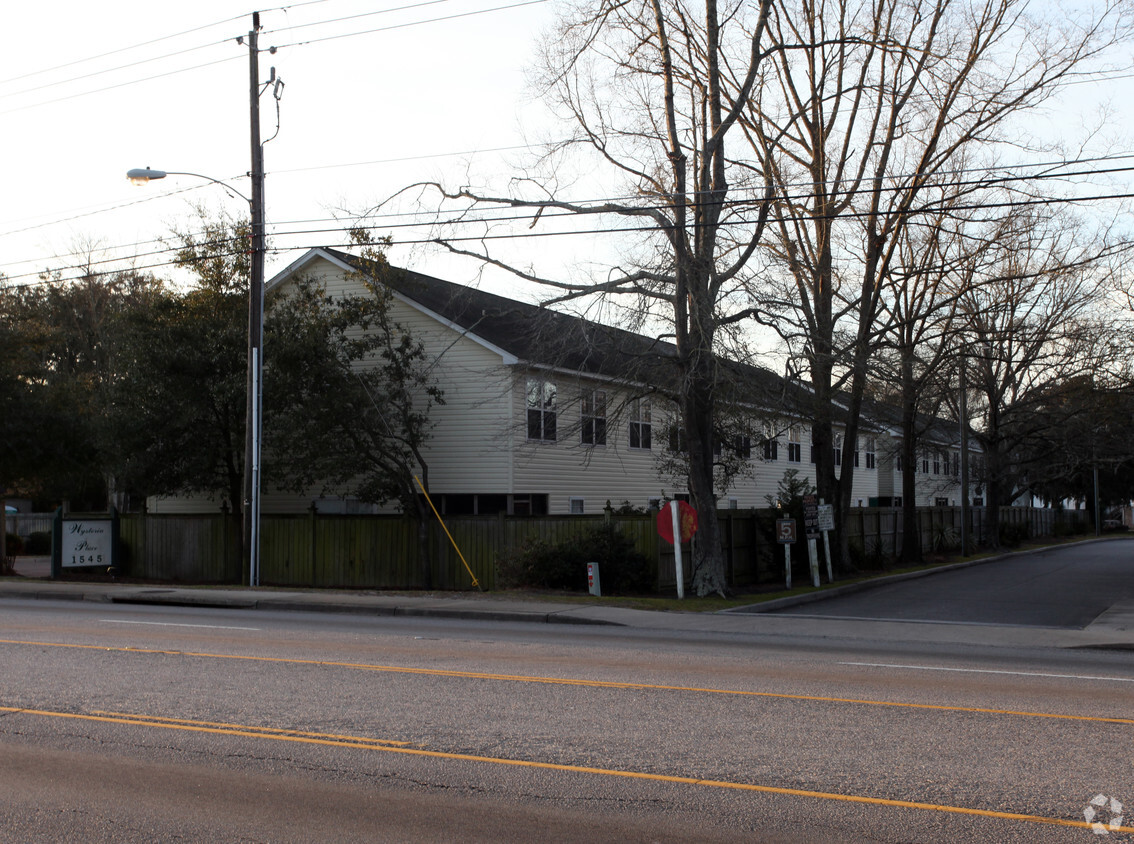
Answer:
[803, 495, 820, 587]
[817, 501, 835, 582]
[670, 501, 685, 600]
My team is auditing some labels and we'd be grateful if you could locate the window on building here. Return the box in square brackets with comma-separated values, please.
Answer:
[935, 497, 949, 507]
[933, 453, 941, 475]
[762, 423, 779, 460]
[734, 435, 752, 460]
[921, 456, 930, 474]
[569, 497, 585, 514]
[667, 419, 686, 453]
[443, 494, 475, 515]
[787, 426, 802, 463]
[477, 494, 508, 514]
[512, 494, 549, 516]
[580, 389, 606, 446]
[526, 379, 557, 442]
[897, 453, 903, 472]
[629, 398, 652, 449]
[865, 437, 876, 469]
[833, 434, 843, 467]
[728, 498, 739, 510]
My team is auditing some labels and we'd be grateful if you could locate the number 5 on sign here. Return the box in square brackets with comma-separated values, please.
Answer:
[776, 518, 796, 590]
[776, 519, 797, 543]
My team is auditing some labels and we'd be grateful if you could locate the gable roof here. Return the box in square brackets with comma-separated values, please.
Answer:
[324, 247, 680, 380]
[271, 247, 809, 413]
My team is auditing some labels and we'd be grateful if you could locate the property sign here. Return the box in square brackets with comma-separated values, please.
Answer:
[817, 503, 835, 532]
[60, 519, 114, 568]
[803, 494, 819, 537]
[776, 518, 797, 544]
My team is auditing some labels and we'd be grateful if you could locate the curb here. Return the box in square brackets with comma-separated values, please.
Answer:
[722, 536, 1122, 615]
[0, 583, 622, 627]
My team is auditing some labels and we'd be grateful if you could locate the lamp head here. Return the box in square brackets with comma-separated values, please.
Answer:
[126, 167, 167, 186]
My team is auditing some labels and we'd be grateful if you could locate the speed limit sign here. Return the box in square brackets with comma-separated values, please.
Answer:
[776, 518, 797, 544]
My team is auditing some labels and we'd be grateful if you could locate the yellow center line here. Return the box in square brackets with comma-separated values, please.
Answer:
[1, 637, 1130, 727]
[2, 704, 1129, 836]
[89, 710, 411, 745]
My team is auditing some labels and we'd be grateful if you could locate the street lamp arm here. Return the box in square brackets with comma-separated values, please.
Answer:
[126, 168, 252, 207]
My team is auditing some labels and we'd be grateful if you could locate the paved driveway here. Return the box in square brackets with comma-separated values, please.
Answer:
[772, 539, 1134, 629]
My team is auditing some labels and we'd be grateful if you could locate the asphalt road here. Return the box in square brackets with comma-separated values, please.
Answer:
[773, 540, 1134, 627]
[2, 593, 1133, 842]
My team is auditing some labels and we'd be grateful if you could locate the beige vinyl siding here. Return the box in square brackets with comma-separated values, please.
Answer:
[509, 373, 664, 513]
[147, 493, 226, 515]
[279, 256, 515, 503]
[506, 382, 887, 513]
[151, 252, 902, 516]
[153, 256, 513, 515]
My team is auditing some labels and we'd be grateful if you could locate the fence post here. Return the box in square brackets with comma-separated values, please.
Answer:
[309, 501, 318, 587]
[725, 509, 735, 587]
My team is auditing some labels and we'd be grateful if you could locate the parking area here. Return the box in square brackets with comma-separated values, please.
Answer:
[773, 540, 1134, 629]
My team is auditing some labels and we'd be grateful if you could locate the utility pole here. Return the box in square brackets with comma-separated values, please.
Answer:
[242, 12, 265, 587]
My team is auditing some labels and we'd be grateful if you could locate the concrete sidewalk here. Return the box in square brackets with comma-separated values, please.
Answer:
[2, 559, 1132, 652]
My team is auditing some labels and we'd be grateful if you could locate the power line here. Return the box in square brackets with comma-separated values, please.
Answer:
[270, 0, 550, 49]
[7, 184, 1134, 287]
[268, 143, 552, 175]
[0, 181, 240, 241]
[0, 37, 235, 103]
[0, 12, 246, 86]
[0, 0, 477, 103]
[7, 144, 1134, 247]
[5, 155, 1134, 281]
[0, 54, 243, 117]
[262, 0, 456, 37]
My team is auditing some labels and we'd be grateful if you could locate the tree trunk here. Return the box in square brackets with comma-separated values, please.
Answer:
[685, 331, 728, 597]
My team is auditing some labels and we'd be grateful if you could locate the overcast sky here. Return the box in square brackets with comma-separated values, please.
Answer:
[3, 0, 1132, 308]
[1, 0, 563, 293]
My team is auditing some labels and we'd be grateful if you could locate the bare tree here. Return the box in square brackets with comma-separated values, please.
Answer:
[958, 205, 1121, 544]
[745, 0, 1128, 567]
[876, 184, 1004, 563]
[382, 0, 778, 595]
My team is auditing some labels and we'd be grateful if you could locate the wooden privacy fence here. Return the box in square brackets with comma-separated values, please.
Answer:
[5, 513, 54, 541]
[116, 510, 664, 590]
[112, 506, 1090, 590]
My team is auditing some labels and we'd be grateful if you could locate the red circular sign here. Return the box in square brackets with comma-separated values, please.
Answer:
[657, 500, 699, 545]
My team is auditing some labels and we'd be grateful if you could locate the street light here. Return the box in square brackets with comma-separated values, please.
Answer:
[126, 13, 269, 587]
[127, 165, 265, 588]
[126, 169, 251, 204]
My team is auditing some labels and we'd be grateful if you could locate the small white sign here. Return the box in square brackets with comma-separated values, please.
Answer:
[61, 519, 112, 568]
[817, 504, 835, 532]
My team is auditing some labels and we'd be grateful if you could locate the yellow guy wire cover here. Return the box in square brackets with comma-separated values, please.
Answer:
[414, 475, 481, 589]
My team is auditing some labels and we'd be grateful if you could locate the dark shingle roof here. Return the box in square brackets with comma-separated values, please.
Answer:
[322, 247, 801, 410]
